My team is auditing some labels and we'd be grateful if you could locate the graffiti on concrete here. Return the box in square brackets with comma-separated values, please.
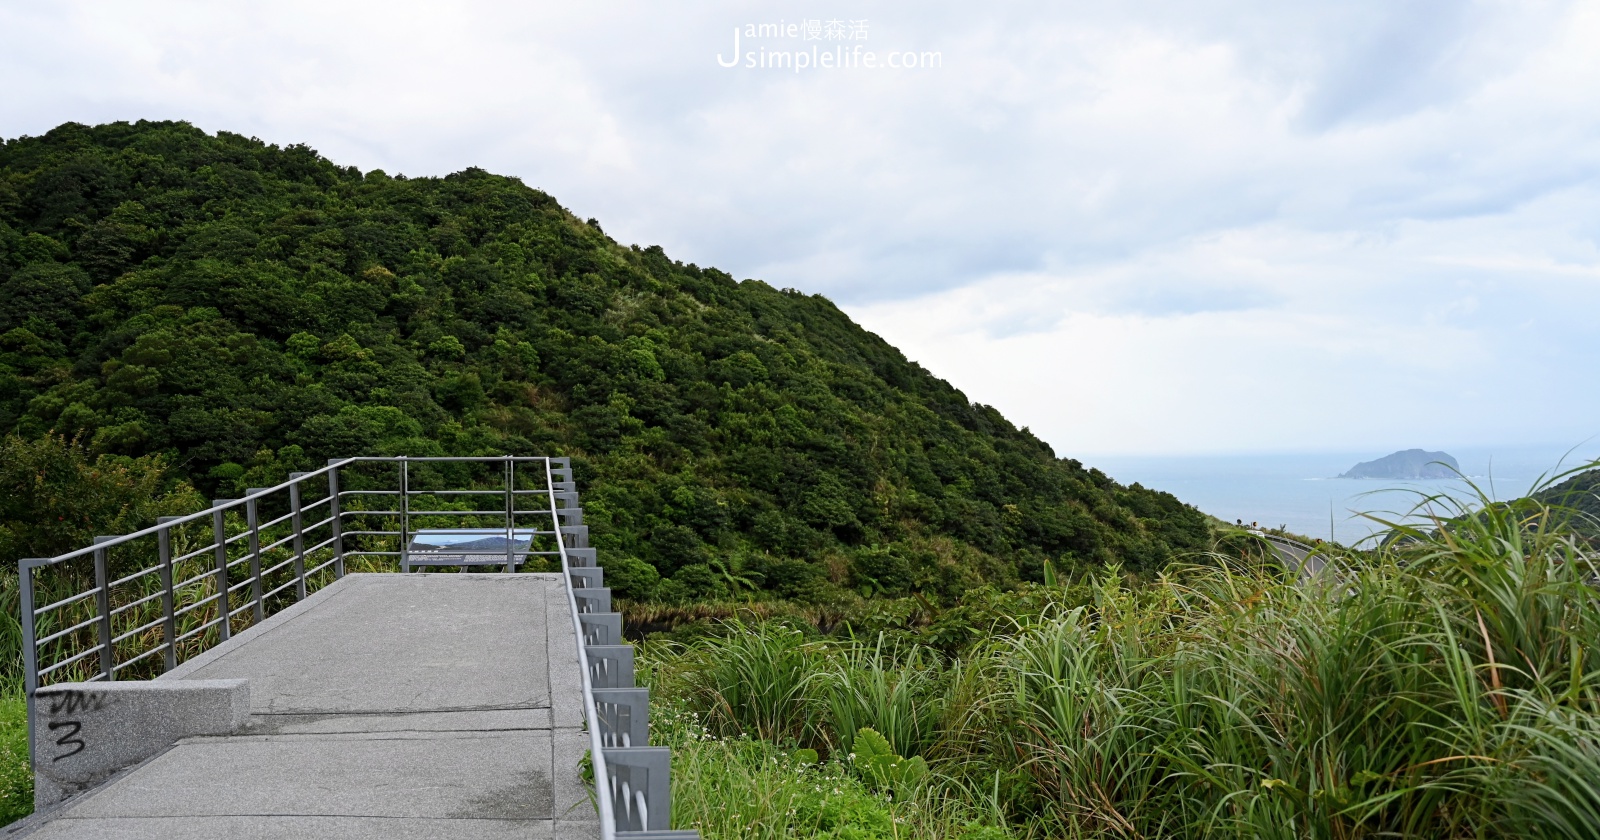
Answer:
[41, 689, 110, 763]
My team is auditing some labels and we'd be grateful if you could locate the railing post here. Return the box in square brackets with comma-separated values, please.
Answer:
[289, 473, 308, 600]
[245, 490, 265, 624]
[594, 687, 650, 748]
[156, 518, 180, 672]
[92, 536, 116, 680]
[20, 561, 38, 766]
[327, 461, 344, 579]
[505, 457, 514, 572]
[604, 747, 674, 832]
[212, 500, 233, 642]
[400, 458, 411, 573]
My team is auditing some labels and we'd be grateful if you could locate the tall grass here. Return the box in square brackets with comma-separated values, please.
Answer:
[648, 469, 1600, 838]
[0, 696, 29, 825]
[653, 698, 1012, 840]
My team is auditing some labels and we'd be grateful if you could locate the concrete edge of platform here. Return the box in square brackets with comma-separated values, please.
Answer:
[33, 680, 251, 809]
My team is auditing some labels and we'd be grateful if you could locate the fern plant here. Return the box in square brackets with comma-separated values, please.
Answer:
[852, 726, 929, 795]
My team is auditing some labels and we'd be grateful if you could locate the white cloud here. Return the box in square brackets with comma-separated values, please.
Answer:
[3, 0, 1598, 455]
[852, 194, 1600, 454]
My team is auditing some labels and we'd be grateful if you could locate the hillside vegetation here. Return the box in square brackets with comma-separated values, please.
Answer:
[1535, 468, 1600, 534]
[0, 120, 1208, 606]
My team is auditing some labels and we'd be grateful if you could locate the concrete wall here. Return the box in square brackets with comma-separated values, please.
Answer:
[33, 679, 250, 808]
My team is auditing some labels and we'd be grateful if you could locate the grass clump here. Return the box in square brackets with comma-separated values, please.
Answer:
[0, 696, 30, 825]
[655, 700, 1007, 839]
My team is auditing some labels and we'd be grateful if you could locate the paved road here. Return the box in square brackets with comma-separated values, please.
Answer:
[17, 574, 597, 839]
[1258, 533, 1327, 578]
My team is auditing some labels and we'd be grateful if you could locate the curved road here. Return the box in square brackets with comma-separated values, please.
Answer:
[1257, 533, 1328, 579]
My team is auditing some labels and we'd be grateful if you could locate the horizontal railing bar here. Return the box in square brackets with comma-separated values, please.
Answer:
[257, 532, 298, 554]
[173, 593, 223, 619]
[298, 513, 336, 531]
[402, 510, 515, 516]
[174, 616, 225, 643]
[338, 509, 541, 516]
[260, 555, 298, 578]
[110, 644, 169, 672]
[172, 543, 225, 565]
[339, 516, 550, 523]
[339, 456, 550, 463]
[172, 569, 221, 591]
[302, 535, 337, 554]
[398, 489, 541, 495]
[38, 645, 106, 676]
[304, 556, 338, 576]
[34, 614, 103, 648]
[33, 587, 100, 615]
[263, 577, 302, 600]
[107, 562, 166, 589]
[376, 527, 567, 535]
[257, 510, 297, 530]
[109, 588, 168, 617]
[333, 490, 550, 499]
[111, 614, 167, 645]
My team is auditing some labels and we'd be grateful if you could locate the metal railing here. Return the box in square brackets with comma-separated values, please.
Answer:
[548, 460, 692, 837]
[549, 459, 619, 837]
[18, 454, 691, 838]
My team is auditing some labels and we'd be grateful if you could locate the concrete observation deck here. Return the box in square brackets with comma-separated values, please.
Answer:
[18, 573, 597, 839]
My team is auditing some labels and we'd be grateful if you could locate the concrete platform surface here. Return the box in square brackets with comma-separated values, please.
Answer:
[16, 574, 599, 839]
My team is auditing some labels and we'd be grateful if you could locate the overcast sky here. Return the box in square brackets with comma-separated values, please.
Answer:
[3, 1, 1598, 457]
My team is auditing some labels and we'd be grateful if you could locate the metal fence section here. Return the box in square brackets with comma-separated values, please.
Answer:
[548, 460, 699, 839]
[18, 455, 697, 839]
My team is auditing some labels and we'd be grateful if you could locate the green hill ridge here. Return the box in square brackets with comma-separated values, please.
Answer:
[0, 120, 1208, 604]
[1535, 467, 1600, 534]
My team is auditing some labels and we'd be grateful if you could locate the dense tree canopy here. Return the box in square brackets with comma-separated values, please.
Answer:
[0, 120, 1209, 603]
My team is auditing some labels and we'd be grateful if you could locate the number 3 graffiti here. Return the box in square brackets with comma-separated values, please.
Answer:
[48, 720, 85, 761]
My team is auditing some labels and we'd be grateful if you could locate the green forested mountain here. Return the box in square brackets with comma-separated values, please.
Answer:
[0, 120, 1208, 603]
[1536, 467, 1600, 535]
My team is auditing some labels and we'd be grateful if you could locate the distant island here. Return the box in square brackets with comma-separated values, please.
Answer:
[1340, 449, 1460, 480]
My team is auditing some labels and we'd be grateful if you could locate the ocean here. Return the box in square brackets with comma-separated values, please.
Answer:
[1091, 444, 1600, 546]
